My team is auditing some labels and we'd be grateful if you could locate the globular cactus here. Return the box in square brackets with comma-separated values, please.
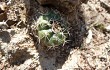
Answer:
[48, 32, 66, 47]
[36, 16, 51, 30]
[36, 12, 68, 48]
[38, 29, 54, 41]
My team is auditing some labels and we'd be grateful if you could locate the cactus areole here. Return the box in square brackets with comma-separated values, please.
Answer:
[36, 13, 67, 48]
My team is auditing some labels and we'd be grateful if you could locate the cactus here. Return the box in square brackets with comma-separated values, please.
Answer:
[36, 16, 51, 30]
[38, 29, 54, 41]
[36, 11, 68, 48]
[48, 32, 66, 47]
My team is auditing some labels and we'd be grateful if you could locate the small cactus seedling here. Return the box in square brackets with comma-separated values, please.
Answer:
[36, 11, 68, 48]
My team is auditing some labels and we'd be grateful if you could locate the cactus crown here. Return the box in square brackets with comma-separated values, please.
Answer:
[36, 11, 68, 48]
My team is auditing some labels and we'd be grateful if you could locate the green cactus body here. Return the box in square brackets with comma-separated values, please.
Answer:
[37, 22, 51, 30]
[49, 32, 66, 47]
[37, 16, 51, 30]
[36, 11, 68, 48]
[38, 29, 54, 40]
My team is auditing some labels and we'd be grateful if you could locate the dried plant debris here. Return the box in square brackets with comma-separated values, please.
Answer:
[94, 24, 105, 32]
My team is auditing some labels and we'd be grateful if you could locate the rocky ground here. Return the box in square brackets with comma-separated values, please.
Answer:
[0, 0, 110, 70]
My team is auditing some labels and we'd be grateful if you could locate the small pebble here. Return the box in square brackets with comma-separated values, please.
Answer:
[105, 25, 110, 31]
[0, 21, 8, 29]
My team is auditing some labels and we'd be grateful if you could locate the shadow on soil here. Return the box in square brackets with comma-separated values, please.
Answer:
[28, 0, 88, 70]
[0, 31, 11, 43]
[8, 48, 33, 66]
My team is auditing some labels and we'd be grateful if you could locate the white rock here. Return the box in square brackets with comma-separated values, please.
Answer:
[105, 25, 110, 31]
[0, 2, 7, 11]
[24, 59, 33, 65]
[86, 30, 93, 44]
